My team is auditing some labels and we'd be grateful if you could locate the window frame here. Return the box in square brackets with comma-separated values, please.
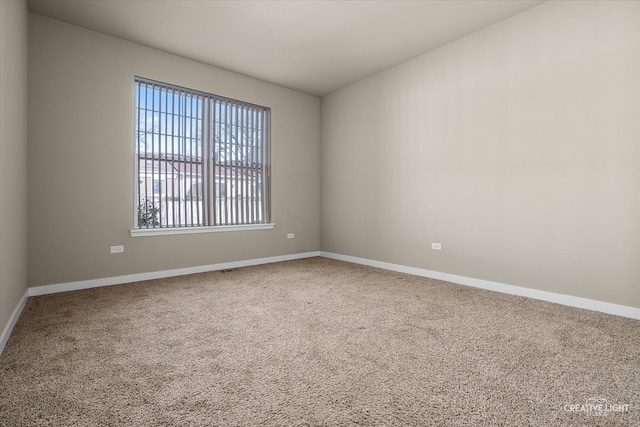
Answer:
[130, 77, 274, 237]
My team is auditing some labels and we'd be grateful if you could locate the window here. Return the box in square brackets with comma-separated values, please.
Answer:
[153, 179, 164, 195]
[133, 77, 271, 233]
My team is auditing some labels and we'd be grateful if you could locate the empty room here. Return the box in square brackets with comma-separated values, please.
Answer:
[1, 0, 638, 425]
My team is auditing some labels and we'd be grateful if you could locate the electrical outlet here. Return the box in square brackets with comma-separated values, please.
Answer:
[110, 245, 124, 254]
[431, 243, 442, 251]
[287, 233, 295, 239]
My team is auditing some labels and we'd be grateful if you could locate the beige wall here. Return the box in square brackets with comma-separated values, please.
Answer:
[320, 1, 640, 308]
[28, 14, 320, 287]
[0, 0, 29, 334]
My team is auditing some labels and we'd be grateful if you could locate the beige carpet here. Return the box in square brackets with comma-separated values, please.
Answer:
[1, 257, 638, 426]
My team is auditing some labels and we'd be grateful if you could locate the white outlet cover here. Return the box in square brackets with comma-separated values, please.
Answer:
[431, 243, 442, 250]
[287, 233, 295, 239]
[110, 245, 124, 253]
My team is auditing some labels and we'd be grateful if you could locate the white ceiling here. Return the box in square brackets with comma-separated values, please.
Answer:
[27, 0, 545, 97]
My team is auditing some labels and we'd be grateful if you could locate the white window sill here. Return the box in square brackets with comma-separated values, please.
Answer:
[130, 223, 275, 237]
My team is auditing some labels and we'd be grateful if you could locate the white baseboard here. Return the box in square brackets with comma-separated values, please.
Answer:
[6, 248, 636, 359]
[28, 251, 321, 297]
[0, 251, 320, 357]
[320, 251, 640, 321]
[0, 289, 28, 356]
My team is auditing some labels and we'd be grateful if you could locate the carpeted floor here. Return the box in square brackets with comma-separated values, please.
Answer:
[1, 257, 638, 426]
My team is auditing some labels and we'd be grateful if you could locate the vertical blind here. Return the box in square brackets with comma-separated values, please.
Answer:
[134, 77, 270, 229]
